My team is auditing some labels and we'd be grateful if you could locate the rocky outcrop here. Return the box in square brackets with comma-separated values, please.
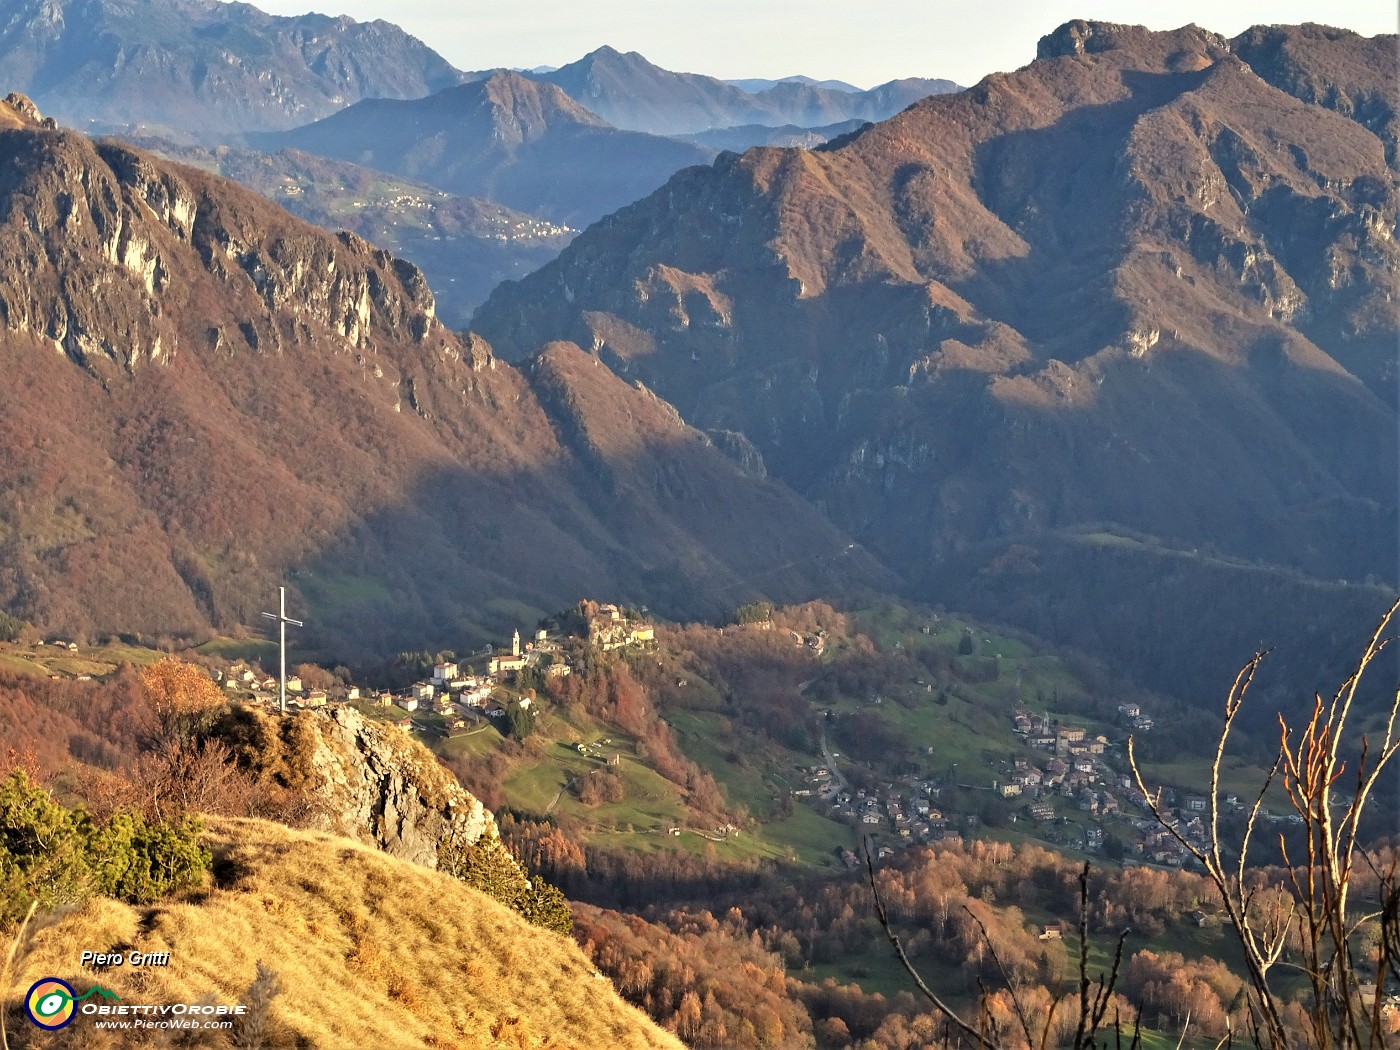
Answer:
[0, 114, 440, 378]
[301, 706, 498, 872]
[705, 428, 768, 479]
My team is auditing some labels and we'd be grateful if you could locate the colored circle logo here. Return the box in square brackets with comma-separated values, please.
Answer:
[25, 978, 76, 1030]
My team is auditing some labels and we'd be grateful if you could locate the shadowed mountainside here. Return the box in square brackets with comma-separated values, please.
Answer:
[0, 94, 886, 655]
[472, 21, 1398, 703]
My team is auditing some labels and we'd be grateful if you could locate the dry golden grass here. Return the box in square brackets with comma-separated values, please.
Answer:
[10, 817, 683, 1049]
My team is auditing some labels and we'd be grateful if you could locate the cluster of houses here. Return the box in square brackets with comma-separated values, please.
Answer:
[215, 605, 658, 738]
[1000, 710, 1125, 824]
[797, 690, 1228, 867]
[1003, 704, 1193, 858]
[377, 656, 521, 734]
[1003, 701, 1292, 866]
[214, 665, 355, 712]
[808, 771, 954, 845]
[1116, 701, 1154, 732]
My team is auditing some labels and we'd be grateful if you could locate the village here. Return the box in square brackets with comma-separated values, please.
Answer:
[203, 598, 1301, 880]
[808, 697, 1298, 873]
[211, 602, 655, 740]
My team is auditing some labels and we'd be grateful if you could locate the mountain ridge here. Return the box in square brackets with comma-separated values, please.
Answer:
[471, 21, 1398, 699]
[525, 45, 959, 135]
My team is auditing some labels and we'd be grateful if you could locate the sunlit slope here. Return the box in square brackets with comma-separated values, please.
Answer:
[15, 817, 684, 1049]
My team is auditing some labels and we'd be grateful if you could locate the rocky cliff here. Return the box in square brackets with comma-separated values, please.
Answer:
[121, 137, 576, 328]
[0, 94, 443, 380]
[300, 706, 496, 871]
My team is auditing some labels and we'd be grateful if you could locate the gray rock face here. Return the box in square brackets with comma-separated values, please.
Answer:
[705, 428, 768, 479]
[0, 124, 440, 378]
[0, 0, 468, 140]
[302, 706, 497, 872]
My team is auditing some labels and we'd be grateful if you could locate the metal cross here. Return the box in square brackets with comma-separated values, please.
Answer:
[259, 586, 304, 715]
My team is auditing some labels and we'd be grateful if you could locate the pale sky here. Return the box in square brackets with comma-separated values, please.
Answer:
[249, 1, 1397, 88]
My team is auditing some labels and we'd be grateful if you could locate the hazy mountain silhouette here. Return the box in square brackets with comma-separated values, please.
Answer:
[0, 0, 466, 139]
[254, 71, 716, 225]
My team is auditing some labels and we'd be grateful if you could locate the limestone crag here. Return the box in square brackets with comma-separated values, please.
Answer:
[0, 95, 441, 378]
[303, 706, 497, 872]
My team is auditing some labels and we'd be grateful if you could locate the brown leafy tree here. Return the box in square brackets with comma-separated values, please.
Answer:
[140, 657, 224, 741]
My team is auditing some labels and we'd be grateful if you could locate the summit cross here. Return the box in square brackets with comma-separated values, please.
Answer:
[259, 586, 304, 715]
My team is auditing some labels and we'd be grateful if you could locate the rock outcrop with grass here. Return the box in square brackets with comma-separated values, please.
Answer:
[210, 704, 574, 932]
[303, 705, 494, 870]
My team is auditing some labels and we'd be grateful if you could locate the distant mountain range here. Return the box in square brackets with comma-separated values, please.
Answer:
[0, 1, 959, 145]
[474, 21, 1399, 705]
[0, 0, 961, 303]
[508, 46, 959, 136]
[725, 75, 862, 94]
[0, 94, 884, 653]
[0, 0, 467, 138]
[251, 71, 717, 226]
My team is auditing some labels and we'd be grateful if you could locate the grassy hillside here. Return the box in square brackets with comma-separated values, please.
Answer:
[10, 816, 683, 1049]
[446, 599, 1214, 885]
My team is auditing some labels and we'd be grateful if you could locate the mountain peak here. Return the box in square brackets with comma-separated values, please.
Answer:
[581, 44, 647, 63]
[1037, 19, 1229, 64]
[258, 70, 708, 224]
[473, 67, 606, 126]
[474, 18, 1397, 620]
[0, 91, 52, 130]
